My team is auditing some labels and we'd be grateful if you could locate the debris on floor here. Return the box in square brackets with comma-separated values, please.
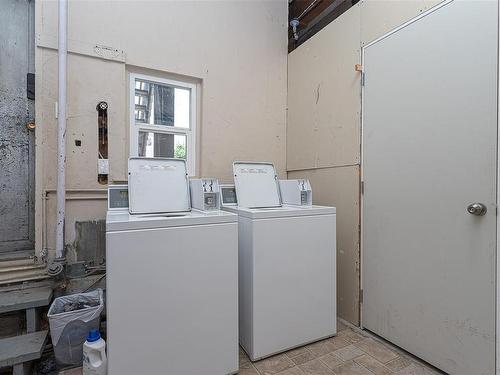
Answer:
[62, 300, 99, 313]
[36, 356, 57, 375]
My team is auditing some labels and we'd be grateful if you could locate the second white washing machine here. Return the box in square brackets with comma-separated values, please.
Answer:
[221, 162, 337, 361]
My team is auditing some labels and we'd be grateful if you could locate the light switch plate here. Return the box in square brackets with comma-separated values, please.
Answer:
[98, 159, 109, 174]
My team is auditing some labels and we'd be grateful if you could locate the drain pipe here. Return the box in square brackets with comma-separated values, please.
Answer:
[53, 0, 67, 273]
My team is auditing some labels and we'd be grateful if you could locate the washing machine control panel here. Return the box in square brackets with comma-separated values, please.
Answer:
[108, 184, 129, 210]
[190, 178, 220, 211]
[279, 179, 312, 206]
[220, 184, 238, 207]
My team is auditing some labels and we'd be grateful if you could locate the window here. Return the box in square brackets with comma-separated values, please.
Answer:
[130, 73, 196, 174]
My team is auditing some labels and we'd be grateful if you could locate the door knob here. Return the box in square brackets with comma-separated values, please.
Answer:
[467, 203, 487, 216]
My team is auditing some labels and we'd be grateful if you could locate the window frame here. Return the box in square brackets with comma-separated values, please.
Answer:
[129, 73, 197, 175]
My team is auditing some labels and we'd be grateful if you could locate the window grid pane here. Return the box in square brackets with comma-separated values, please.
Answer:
[134, 79, 190, 129]
[138, 131, 187, 159]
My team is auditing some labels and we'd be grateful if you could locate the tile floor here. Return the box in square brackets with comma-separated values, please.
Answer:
[59, 321, 443, 375]
[239, 321, 442, 375]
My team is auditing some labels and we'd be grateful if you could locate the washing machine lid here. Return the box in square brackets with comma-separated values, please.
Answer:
[233, 162, 281, 208]
[223, 204, 336, 219]
[106, 209, 237, 231]
[128, 157, 191, 215]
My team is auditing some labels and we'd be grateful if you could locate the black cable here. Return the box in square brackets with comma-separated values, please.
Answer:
[82, 273, 106, 293]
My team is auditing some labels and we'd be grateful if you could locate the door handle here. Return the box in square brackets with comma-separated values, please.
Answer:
[467, 203, 487, 216]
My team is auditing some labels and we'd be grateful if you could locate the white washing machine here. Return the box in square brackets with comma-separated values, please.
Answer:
[106, 158, 238, 375]
[221, 162, 337, 361]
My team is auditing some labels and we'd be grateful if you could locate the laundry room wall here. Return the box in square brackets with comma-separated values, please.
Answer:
[34, 1, 288, 262]
[287, 0, 444, 325]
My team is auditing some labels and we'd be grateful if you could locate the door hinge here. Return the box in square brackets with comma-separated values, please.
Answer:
[361, 72, 365, 86]
[359, 289, 364, 304]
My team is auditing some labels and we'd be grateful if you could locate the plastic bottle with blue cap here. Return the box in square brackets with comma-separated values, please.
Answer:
[83, 329, 107, 375]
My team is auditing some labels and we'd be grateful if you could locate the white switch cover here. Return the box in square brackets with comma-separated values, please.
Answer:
[98, 159, 109, 174]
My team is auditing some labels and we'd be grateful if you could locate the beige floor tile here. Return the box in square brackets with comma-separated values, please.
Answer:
[308, 338, 346, 357]
[254, 354, 295, 375]
[286, 345, 311, 359]
[325, 336, 350, 351]
[331, 360, 373, 375]
[318, 353, 344, 369]
[354, 338, 398, 364]
[299, 358, 335, 375]
[332, 344, 365, 361]
[393, 363, 440, 375]
[240, 346, 251, 364]
[338, 329, 365, 344]
[276, 367, 306, 375]
[385, 356, 413, 372]
[354, 354, 392, 375]
[291, 350, 318, 365]
[240, 361, 260, 375]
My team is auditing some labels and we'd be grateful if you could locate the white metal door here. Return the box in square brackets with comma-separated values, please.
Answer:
[362, 1, 498, 374]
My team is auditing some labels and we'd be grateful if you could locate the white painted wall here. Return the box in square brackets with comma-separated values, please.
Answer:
[35, 0, 288, 259]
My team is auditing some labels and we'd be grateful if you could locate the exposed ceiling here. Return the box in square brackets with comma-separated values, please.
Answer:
[288, 0, 359, 52]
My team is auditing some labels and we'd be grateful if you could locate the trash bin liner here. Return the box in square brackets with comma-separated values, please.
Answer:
[47, 289, 104, 367]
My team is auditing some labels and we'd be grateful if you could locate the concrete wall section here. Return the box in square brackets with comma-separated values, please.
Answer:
[287, 0, 444, 324]
[35, 0, 288, 260]
[0, 0, 35, 252]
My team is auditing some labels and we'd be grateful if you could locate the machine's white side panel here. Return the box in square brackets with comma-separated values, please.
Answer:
[106, 222, 238, 375]
[238, 216, 254, 356]
[249, 214, 337, 360]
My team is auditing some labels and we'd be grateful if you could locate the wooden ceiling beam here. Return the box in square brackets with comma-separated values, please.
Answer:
[288, 0, 359, 52]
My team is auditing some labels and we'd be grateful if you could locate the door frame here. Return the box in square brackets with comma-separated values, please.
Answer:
[358, 0, 499, 373]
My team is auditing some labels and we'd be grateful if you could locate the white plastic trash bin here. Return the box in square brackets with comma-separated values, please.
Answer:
[47, 289, 104, 367]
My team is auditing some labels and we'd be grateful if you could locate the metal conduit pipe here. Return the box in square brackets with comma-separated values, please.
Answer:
[51, 0, 68, 277]
[55, 0, 67, 261]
